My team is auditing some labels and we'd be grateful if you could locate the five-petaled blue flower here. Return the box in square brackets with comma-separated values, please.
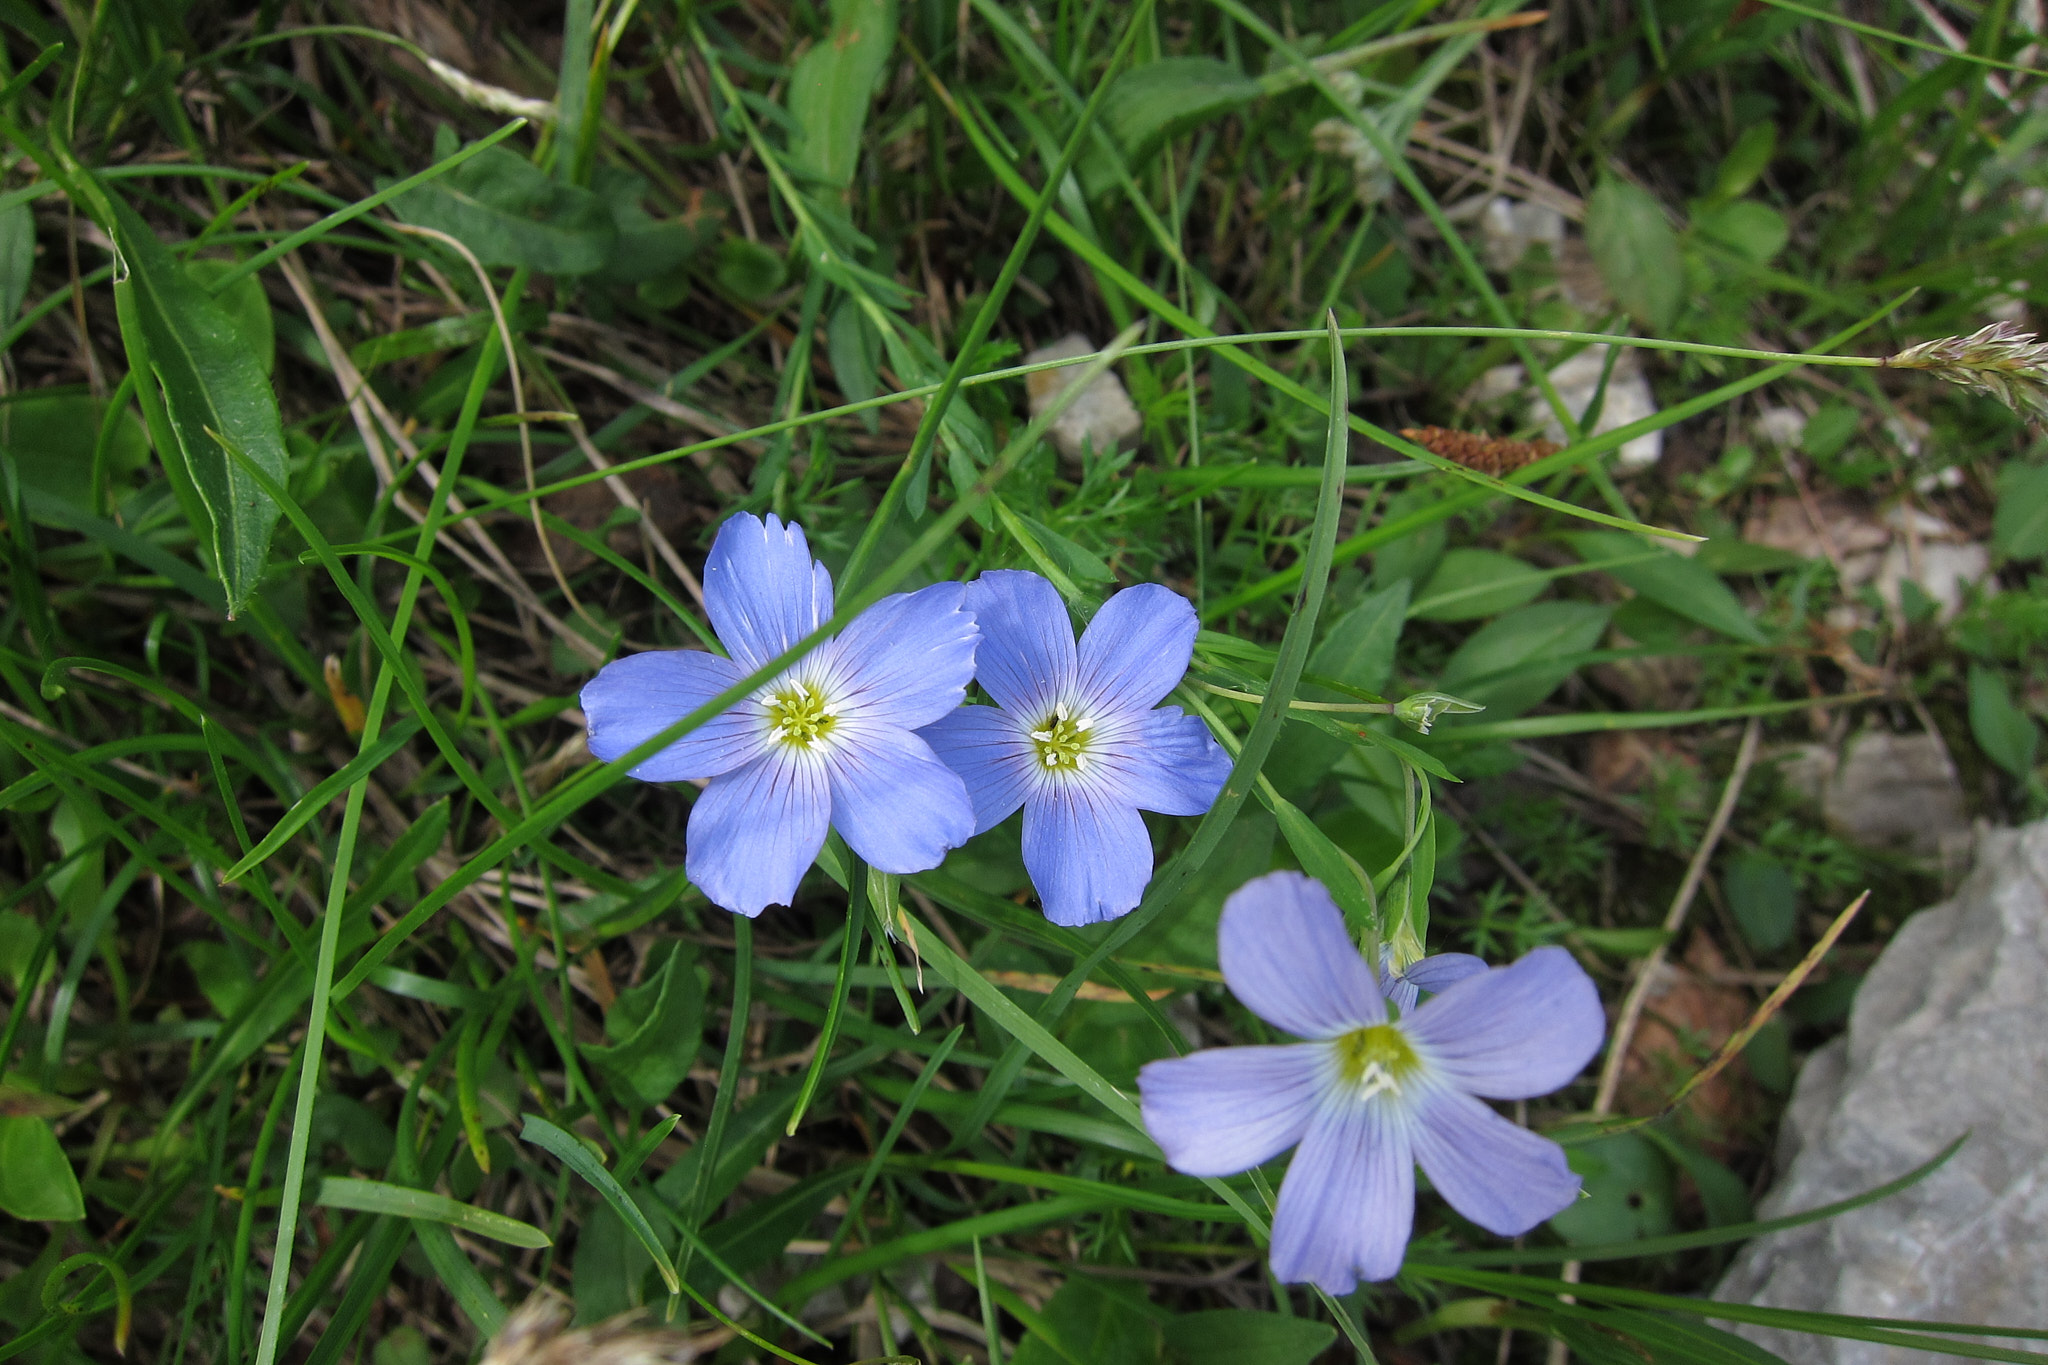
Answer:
[580, 513, 980, 917]
[1138, 872, 1604, 1293]
[918, 570, 1231, 927]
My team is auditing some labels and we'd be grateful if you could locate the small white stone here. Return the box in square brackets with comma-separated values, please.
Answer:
[1480, 196, 1567, 271]
[1755, 406, 1809, 449]
[1024, 333, 1143, 461]
[1528, 346, 1663, 471]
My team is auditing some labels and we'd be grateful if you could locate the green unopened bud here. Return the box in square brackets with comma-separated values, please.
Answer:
[1395, 691, 1484, 735]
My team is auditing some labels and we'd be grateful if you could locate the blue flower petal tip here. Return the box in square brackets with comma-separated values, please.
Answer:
[581, 512, 980, 917]
[917, 570, 1229, 926]
[1138, 871, 1606, 1293]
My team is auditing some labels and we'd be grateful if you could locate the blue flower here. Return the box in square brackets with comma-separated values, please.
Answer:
[918, 570, 1230, 926]
[580, 513, 980, 917]
[1138, 872, 1604, 1293]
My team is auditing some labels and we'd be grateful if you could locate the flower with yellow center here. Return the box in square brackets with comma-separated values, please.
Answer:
[1139, 872, 1605, 1294]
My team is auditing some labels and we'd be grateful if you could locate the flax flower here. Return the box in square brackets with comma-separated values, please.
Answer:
[581, 513, 979, 916]
[918, 570, 1230, 926]
[1139, 872, 1603, 1292]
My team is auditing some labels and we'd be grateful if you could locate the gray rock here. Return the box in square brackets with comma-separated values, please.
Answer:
[1023, 333, 1142, 461]
[1820, 730, 1969, 860]
[1715, 820, 2048, 1364]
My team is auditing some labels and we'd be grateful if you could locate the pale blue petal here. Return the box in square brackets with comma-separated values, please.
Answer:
[831, 583, 980, 730]
[1095, 706, 1231, 816]
[828, 727, 975, 874]
[703, 513, 834, 672]
[1411, 1087, 1581, 1236]
[1405, 946, 1604, 1099]
[1021, 784, 1151, 926]
[1138, 1044, 1324, 1177]
[918, 705, 1034, 834]
[1075, 583, 1198, 714]
[1404, 954, 1489, 994]
[962, 570, 1074, 715]
[684, 754, 830, 917]
[1219, 872, 1383, 1040]
[581, 650, 762, 781]
[1270, 1098, 1414, 1292]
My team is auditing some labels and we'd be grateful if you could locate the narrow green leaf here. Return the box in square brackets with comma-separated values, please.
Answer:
[519, 1113, 680, 1294]
[314, 1177, 550, 1248]
[1411, 548, 1551, 621]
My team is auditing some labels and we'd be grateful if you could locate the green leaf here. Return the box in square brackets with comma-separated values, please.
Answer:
[1692, 538, 1808, 575]
[520, 1113, 680, 1295]
[184, 258, 276, 375]
[786, 0, 898, 189]
[1585, 179, 1684, 331]
[0, 1115, 83, 1221]
[1100, 57, 1260, 167]
[581, 940, 705, 1108]
[1013, 1275, 1163, 1365]
[1993, 460, 2048, 559]
[1266, 580, 1409, 792]
[1569, 532, 1767, 644]
[1163, 1310, 1336, 1365]
[588, 167, 714, 285]
[387, 131, 614, 275]
[314, 1176, 551, 1248]
[713, 236, 787, 302]
[106, 193, 290, 615]
[1439, 601, 1612, 718]
[1271, 791, 1375, 931]
[1723, 852, 1798, 952]
[1695, 200, 1788, 266]
[0, 198, 33, 328]
[1711, 122, 1777, 202]
[1411, 547, 1550, 622]
[1969, 664, 2040, 779]
[1550, 1132, 1676, 1245]
[0, 391, 150, 512]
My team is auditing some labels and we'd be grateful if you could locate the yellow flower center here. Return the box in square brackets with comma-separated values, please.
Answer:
[1028, 703, 1093, 772]
[1333, 1024, 1421, 1101]
[765, 681, 836, 750]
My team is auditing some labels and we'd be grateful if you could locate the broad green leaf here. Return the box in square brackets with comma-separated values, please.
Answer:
[1271, 792, 1375, 930]
[1372, 485, 1448, 588]
[1692, 538, 1808, 575]
[786, 0, 898, 190]
[1550, 1132, 1676, 1244]
[1164, 1310, 1336, 1365]
[1723, 851, 1797, 952]
[0, 199, 32, 328]
[588, 166, 714, 285]
[0, 1115, 83, 1221]
[1013, 1275, 1163, 1365]
[1695, 199, 1789, 265]
[184, 258, 275, 375]
[1439, 600, 1612, 718]
[351, 312, 496, 371]
[581, 940, 705, 1108]
[826, 294, 881, 415]
[315, 1176, 550, 1248]
[1100, 56, 1260, 168]
[0, 391, 149, 514]
[106, 192, 289, 616]
[713, 236, 787, 301]
[1994, 460, 2048, 559]
[1640, 1129, 1753, 1228]
[1586, 179, 1683, 331]
[1267, 580, 1411, 791]
[1969, 664, 2040, 779]
[1569, 532, 1767, 644]
[387, 129, 614, 274]
[1411, 547, 1549, 621]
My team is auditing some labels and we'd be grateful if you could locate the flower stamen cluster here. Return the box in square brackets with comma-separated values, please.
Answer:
[765, 681, 836, 751]
[1334, 1023, 1419, 1101]
[1028, 703, 1093, 771]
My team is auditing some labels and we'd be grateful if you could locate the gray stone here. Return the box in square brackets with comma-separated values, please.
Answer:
[1820, 730, 1969, 859]
[1715, 820, 2048, 1365]
[1023, 333, 1142, 461]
